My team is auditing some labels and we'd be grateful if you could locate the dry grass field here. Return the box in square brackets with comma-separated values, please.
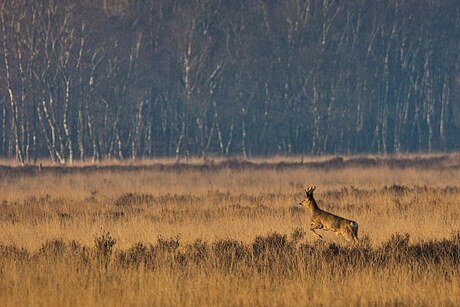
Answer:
[1, 155, 460, 306]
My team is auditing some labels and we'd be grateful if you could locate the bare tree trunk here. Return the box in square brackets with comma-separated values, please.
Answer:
[77, 107, 85, 162]
[1, 102, 6, 155]
[241, 108, 248, 159]
[0, 5, 24, 164]
[41, 94, 65, 164]
[63, 78, 73, 164]
[439, 75, 449, 150]
[175, 121, 185, 162]
[37, 100, 56, 164]
[311, 79, 320, 155]
[131, 100, 145, 160]
[86, 107, 100, 163]
[225, 119, 234, 157]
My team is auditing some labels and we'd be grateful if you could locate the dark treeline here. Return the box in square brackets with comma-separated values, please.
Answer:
[1, 0, 459, 164]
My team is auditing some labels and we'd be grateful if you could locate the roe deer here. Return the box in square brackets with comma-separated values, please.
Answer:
[299, 186, 359, 243]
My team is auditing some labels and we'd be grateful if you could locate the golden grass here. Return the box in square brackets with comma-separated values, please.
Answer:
[1, 157, 460, 306]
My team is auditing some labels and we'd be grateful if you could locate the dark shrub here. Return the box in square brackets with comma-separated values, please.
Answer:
[290, 227, 306, 243]
[95, 232, 117, 258]
[214, 239, 250, 270]
[157, 236, 180, 253]
[38, 239, 67, 258]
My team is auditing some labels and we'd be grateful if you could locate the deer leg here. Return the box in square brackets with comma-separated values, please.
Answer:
[352, 228, 359, 243]
[310, 229, 323, 238]
[342, 232, 353, 242]
[310, 223, 323, 239]
[341, 230, 358, 244]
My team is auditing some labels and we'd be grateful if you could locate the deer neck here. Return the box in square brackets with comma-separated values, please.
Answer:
[308, 198, 321, 215]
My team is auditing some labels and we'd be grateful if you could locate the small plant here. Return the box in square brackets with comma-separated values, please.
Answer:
[95, 231, 117, 258]
[157, 235, 180, 253]
[253, 233, 292, 257]
[38, 239, 67, 258]
[115, 193, 154, 207]
[290, 227, 306, 242]
[214, 239, 250, 270]
[188, 239, 209, 264]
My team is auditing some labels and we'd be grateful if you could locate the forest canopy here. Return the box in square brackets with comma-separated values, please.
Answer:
[1, 0, 459, 164]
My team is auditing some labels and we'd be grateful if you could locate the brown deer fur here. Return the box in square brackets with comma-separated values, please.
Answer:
[299, 186, 359, 243]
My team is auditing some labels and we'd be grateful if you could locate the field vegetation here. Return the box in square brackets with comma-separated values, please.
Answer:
[1, 155, 460, 306]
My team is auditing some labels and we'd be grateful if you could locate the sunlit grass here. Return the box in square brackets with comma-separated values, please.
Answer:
[0, 156, 460, 306]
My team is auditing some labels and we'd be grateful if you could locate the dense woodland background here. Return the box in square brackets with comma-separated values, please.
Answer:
[0, 0, 459, 164]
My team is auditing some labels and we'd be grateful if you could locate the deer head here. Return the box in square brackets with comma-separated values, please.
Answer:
[299, 186, 317, 209]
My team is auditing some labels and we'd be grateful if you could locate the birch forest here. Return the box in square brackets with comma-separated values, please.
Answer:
[1, 0, 459, 164]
